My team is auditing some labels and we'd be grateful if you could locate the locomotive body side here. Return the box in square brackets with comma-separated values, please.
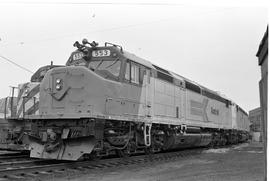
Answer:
[184, 89, 232, 129]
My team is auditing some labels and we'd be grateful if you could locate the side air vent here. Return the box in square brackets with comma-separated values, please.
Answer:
[185, 81, 201, 94]
[157, 71, 173, 83]
[202, 89, 230, 105]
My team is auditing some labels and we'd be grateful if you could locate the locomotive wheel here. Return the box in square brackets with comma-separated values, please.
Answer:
[116, 149, 131, 158]
[144, 147, 154, 155]
[88, 151, 101, 161]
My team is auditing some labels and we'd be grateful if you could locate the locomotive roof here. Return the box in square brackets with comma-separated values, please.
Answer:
[122, 50, 154, 69]
[169, 72, 185, 82]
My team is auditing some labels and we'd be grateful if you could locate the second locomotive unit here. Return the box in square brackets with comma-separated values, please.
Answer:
[26, 39, 249, 160]
[0, 65, 62, 150]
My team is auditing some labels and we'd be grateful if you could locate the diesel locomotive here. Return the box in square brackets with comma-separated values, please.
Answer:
[0, 65, 62, 150]
[22, 39, 250, 160]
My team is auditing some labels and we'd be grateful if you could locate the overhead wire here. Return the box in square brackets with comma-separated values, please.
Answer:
[5, 7, 237, 46]
[0, 54, 34, 74]
[0, 7, 236, 73]
[15, 17, 180, 45]
[0, 1, 186, 6]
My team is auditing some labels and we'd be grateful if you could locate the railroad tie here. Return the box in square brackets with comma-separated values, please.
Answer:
[5, 175, 25, 180]
[38, 171, 53, 175]
[23, 173, 38, 177]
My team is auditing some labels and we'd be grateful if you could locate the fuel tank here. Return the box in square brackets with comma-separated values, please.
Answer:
[164, 133, 212, 150]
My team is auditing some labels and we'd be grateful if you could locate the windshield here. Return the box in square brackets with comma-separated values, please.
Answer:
[89, 59, 121, 79]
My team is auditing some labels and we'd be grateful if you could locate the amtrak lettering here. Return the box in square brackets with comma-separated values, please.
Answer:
[190, 98, 209, 122]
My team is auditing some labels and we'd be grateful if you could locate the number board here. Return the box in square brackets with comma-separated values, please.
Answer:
[72, 52, 84, 61]
[92, 49, 111, 57]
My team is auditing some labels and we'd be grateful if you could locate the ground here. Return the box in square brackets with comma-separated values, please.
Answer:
[57, 142, 265, 181]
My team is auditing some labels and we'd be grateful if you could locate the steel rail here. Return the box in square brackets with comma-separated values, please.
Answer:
[0, 148, 204, 180]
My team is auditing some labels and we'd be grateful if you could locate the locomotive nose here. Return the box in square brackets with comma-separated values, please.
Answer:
[39, 65, 106, 118]
[39, 67, 75, 116]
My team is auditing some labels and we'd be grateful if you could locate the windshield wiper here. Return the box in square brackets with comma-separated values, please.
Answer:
[94, 59, 104, 71]
[105, 59, 119, 69]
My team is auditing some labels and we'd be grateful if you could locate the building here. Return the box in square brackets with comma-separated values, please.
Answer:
[249, 107, 262, 141]
[256, 26, 268, 144]
[249, 107, 262, 132]
[256, 26, 268, 181]
[256, 26, 268, 143]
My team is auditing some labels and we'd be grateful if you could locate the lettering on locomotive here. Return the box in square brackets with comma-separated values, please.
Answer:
[92, 49, 111, 57]
[72, 52, 84, 61]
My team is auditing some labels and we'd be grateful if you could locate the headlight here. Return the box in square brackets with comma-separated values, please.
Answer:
[55, 78, 63, 91]
[56, 84, 62, 91]
[56, 78, 62, 84]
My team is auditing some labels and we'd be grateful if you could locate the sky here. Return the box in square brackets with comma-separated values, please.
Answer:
[0, 0, 268, 112]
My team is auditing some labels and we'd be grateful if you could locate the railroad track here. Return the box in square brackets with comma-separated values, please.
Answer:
[0, 155, 29, 161]
[0, 151, 30, 164]
[0, 148, 204, 180]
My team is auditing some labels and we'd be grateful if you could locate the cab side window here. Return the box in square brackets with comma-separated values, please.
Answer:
[125, 61, 130, 81]
[131, 63, 139, 84]
[125, 60, 144, 86]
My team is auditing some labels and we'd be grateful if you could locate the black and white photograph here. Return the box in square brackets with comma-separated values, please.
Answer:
[0, 0, 268, 180]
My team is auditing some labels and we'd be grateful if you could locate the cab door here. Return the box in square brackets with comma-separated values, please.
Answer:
[144, 69, 153, 118]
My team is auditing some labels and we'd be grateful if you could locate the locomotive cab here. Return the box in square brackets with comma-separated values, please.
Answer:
[66, 41, 126, 83]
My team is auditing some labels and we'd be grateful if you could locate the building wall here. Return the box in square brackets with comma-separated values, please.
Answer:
[260, 56, 268, 77]
[256, 26, 268, 143]
[249, 107, 262, 132]
[256, 26, 268, 181]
